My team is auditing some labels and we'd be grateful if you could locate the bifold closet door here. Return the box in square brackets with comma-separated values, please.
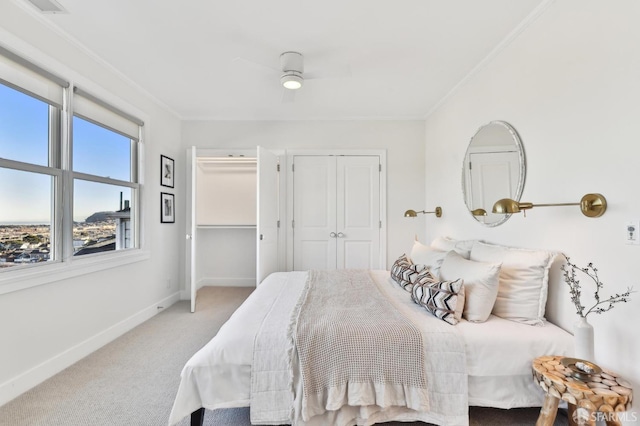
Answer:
[186, 147, 197, 312]
[292, 155, 380, 270]
[336, 156, 380, 269]
[292, 156, 337, 270]
[257, 146, 280, 284]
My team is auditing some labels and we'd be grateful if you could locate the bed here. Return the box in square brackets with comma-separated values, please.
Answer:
[169, 238, 573, 426]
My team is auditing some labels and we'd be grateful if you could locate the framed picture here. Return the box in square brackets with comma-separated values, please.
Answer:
[161, 192, 175, 223]
[160, 155, 175, 188]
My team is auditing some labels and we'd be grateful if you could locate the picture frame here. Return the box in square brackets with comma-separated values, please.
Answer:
[160, 192, 175, 223]
[160, 155, 175, 188]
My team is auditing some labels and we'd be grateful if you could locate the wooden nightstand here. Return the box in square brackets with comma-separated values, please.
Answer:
[532, 356, 633, 426]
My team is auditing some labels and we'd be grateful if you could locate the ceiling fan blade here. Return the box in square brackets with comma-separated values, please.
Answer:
[302, 51, 352, 80]
[305, 63, 352, 80]
[231, 56, 280, 75]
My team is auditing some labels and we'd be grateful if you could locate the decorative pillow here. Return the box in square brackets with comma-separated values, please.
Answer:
[439, 250, 501, 322]
[431, 236, 476, 259]
[409, 240, 449, 278]
[411, 269, 465, 325]
[470, 241, 556, 326]
[390, 254, 424, 292]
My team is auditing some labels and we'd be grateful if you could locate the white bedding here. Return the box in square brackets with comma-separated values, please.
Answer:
[169, 270, 573, 425]
[253, 269, 467, 426]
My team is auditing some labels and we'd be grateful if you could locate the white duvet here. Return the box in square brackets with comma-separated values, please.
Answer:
[168, 270, 573, 425]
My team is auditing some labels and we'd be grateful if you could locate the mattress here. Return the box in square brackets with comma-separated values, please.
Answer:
[169, 270, 573, 425]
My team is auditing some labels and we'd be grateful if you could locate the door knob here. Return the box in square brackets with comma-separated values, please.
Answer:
[337, 232, 345, 238]
[330, 232, 337, 238]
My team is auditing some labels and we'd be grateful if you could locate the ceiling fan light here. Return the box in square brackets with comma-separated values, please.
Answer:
[281, 73, 303, 90]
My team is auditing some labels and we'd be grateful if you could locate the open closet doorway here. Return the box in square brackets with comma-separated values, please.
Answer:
[186, 147, 280, 312]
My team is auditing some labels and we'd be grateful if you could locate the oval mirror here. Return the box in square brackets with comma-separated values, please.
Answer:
[462, 121, 526, 227]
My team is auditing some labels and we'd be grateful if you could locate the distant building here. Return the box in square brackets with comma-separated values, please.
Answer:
[107, 204, 132, 251]
[74, 236, 116, 256]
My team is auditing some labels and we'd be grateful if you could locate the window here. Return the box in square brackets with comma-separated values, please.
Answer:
[73, 179, 133, 255]
[73, 116, 132, 181]
[0, 84, 50, 166]
[71, 88, 141, 257]
[0, 83, 60, 270]
[0, 46, 143, 274]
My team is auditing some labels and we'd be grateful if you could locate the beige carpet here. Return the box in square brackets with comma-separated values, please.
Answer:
[0, 286, 567, 426]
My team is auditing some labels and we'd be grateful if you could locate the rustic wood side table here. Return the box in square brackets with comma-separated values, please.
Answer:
[532, 355, 633, 426]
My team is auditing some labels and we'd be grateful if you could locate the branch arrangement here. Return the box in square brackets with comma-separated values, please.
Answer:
[561, 255, 634, 318]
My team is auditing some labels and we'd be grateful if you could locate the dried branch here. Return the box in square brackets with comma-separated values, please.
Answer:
[561, 254, 634, 319]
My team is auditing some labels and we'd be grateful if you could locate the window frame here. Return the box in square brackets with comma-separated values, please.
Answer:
[0, 50, 148, 295]
[69, 109, 141, 259]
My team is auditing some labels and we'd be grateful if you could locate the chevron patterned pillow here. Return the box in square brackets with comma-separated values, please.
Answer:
[411, 270, 465, 325]
[390, 254, 426, 291]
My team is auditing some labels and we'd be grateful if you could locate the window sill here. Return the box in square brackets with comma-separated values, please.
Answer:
[0, 249, 150, 295]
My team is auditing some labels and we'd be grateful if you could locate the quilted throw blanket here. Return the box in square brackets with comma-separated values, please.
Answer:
[251, 270, 468, 426]
[294, 269, 430, 420]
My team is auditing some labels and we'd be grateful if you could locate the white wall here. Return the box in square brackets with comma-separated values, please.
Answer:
[196, 228, 257, 287]
[0, 2, 183, 405]
[181, 120, 426, 287]
[424, 0, 640, 418]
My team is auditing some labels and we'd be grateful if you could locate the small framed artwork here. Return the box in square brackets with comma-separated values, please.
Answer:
[160, 155, 175, 188]
[161, 192, 175, 223]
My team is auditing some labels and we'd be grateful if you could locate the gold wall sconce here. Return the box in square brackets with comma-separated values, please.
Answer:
[404, 207, 443, 218]
[492, 193, 607, 218]
[470, 208, 487, 216]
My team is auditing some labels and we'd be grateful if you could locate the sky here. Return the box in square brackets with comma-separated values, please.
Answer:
[0, 84, 133, 224]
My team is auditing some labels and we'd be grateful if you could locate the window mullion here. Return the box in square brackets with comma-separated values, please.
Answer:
[50, 104, 62, 264]
[61, 86, 74, 264]
[0, 158, 61, 176]
[72, 171, 139, 189]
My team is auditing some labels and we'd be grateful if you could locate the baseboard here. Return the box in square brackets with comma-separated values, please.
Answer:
[198, 277, 256, 287]
[0, 291, 181, 407]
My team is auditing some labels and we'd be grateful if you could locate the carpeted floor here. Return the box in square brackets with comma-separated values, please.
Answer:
[0, 286, 568, 426]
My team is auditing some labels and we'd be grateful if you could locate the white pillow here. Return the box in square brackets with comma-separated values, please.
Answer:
[410, 240, 449, 277]
[470, 241, 556, 326]
[439, 250, 501, 322]
[431, 236, 476, 259]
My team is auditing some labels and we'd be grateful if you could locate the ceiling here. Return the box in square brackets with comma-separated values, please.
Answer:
[26, 0, 547, 120]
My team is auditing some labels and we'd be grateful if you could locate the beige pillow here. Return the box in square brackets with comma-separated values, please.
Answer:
[410, 240, 449, 277]
[439, 250, 501, 322]
[470, 241, 556, 326]
[431, 236, 476, 259]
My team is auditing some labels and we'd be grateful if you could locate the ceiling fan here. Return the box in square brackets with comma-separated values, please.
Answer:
[232, 51, 350, 102]
[280, 51, 305, 90]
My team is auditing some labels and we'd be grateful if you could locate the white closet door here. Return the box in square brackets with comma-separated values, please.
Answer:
[292, 155, 381, 271]
[292, 156, 337, 270]
[186, 147, 197, 312]
[336, 156, 380, 269]
[256, 146, 280, 284]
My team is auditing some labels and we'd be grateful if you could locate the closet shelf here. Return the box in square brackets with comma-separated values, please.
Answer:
[196, 224, 256, 229]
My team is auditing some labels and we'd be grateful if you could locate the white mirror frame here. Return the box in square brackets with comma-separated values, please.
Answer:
[462, 121, 526, 227]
